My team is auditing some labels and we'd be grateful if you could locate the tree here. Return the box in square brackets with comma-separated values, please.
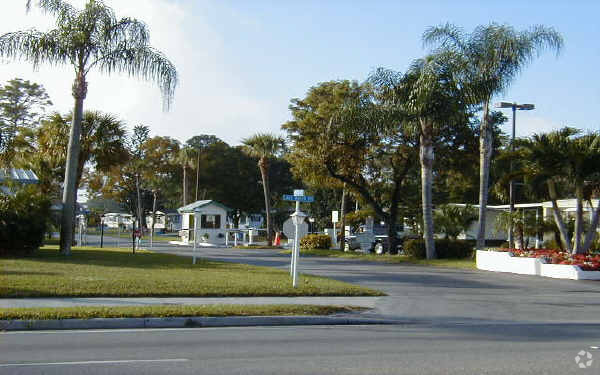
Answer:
[372, 52, 470, 259]
[515, 128, 577, 252]
[177, 146, 196, 207]
[423, 23, 563, 249]
[186, 135, 222, 201]
[19, 110, 127, 200]
[0, 78, 52, 165]
[0, 0, 178, 254]
[129, 125, 150, 229]
[435, 204, 478, 240]
[283, 80, 419, 254]
[242, 133, 286, 246]
[140, 136, 180, 239]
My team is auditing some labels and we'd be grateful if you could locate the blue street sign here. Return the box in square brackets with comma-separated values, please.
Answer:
[283, 195, 315, 202]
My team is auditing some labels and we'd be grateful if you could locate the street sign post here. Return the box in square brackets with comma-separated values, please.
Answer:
[284, 191, 315, 287]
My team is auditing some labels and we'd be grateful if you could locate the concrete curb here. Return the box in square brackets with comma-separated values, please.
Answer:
[0, 315, 398, 331]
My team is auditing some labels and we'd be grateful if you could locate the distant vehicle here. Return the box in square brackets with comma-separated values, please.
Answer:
[344, 222, 414, 254]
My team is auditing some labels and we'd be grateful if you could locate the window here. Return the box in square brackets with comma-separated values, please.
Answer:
[201, 214, 221, 229]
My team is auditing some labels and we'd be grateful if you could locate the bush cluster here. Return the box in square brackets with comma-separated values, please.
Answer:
[403, 238, 473, 259]
[300, 234, 332, 250]
[0, 186, 51, 256]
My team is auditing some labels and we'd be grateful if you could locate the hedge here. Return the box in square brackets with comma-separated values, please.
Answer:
[403, 238, 473, 259]
[300, 234, 332, 250]
[0, 186, 51, 256]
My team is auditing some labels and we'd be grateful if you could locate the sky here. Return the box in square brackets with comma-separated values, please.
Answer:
[0, 0, 599, 146]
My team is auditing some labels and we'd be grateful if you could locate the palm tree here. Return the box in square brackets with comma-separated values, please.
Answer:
[423, 23, 563, 250]
[405, 53, 468, 259]
[0, 0, 178, 254]
[517, 128, 576, 252]
[177, 146, 196, 207]
[242, 133, 285, 246]
[564, 132, 600, 253]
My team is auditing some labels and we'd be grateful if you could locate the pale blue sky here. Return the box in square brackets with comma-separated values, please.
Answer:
[1, 0, 598, 143]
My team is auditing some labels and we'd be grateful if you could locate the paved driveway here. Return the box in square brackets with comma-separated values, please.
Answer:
[120, 238, 600, 325]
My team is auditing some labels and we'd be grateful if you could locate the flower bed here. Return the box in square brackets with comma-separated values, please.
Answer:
[476, 249, 600, 280]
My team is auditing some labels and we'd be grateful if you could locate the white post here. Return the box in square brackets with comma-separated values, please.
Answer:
[249, 229, 254, 245]
[535, 208, 540, 249]
[117, 216, 120, 248]
[292, 201, 300, 286]
[234, 231, 238, 247]
[193, 213, 198, 264]
[225, 230, 229, 247]
[150, 217, 153, 249]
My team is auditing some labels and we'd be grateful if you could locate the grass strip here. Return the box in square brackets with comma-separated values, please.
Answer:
[1, 246, 383, 297]
[0, 304, 364, 320]
[280, 249, 476, 269]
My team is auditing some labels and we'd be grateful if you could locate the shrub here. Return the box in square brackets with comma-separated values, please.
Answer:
[300, 234, 331, 250]
[0, 186, 51, 256]
[403, 239, 426, 259]
[403, 238, 473, 259]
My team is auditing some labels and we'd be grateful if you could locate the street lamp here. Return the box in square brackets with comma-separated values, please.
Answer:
[495, 102, 535, 248]
[290, 206, 307, 288]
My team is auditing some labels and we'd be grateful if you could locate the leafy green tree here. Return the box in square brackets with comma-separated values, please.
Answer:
[0, 78, 52, 165]
[423, 23, 563, 250]
[242, 133, 286, 246]
[283, 80, 419, 253]
[0, 0, 178, 254]
[141, 136, 180, 236]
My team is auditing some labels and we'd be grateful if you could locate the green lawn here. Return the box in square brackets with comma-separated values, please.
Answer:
[280, 249, 476, 269]
[1, 245, 383, 298]
[0, 304, 363, 320]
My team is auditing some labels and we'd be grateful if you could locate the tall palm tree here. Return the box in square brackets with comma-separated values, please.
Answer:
[242, 133, 285, 246]
[177, 146, 196, 207]
[0, 0, 178, 254]
[423, 23, 563, 249]
[404, 53, 468, 259]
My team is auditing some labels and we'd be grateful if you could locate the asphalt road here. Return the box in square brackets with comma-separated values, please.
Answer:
[4, 236, 599, 374]
[2, 324, 600, 375]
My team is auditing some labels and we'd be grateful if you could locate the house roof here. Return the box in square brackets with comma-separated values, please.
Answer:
[0, 168, 39, 184]
[178, 200, 233, 213]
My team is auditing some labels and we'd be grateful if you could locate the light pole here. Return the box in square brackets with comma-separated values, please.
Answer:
[495, 102, 535, 248]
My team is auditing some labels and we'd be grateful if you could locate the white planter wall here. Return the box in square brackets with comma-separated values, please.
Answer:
[476, 250, 600, 280]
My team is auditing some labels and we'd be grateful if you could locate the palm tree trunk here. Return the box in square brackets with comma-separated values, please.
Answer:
[258, 157, 272, 246]
[476, 102, 492, 250]
[420, 125, 436, 260]
[195, 152, 200, 201]
[548, 180, 572, 252]
[573, 183, 585, 254]
[182, 165, 187, 206]
[60, 71, 87, 255]
[582, 200, 600, 253]
[339, 185, 346, 251]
